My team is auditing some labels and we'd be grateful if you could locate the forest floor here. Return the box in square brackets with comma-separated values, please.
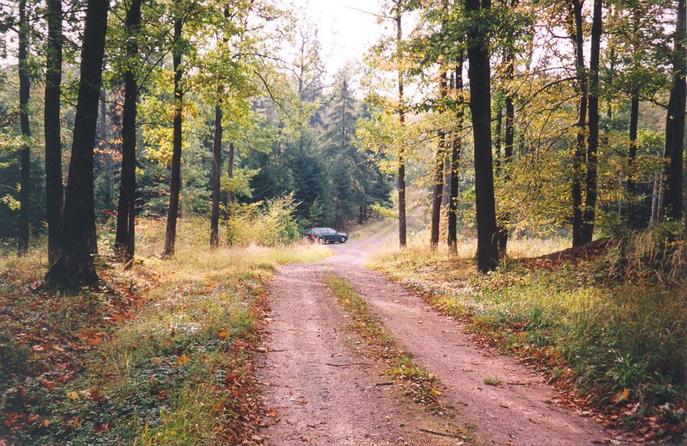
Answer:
[1, 219, 682, 445]
[0, 219, 331, 445]
[257, 227, 627, 446]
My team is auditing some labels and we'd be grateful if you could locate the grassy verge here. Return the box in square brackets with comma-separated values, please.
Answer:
[0, 218, 330, 445]
[325, 276, 446, 414]
[370, 230, 686, 441]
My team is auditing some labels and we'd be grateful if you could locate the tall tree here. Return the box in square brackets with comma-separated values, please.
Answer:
[323, 76, 362, 227]
[580, 0, 603, 244]
[662, 0, 686, 221]
[209, 5, 234, 249]
[627, 89, 640, 224]
[570, 0, 587, 246]
[448, 56, 464, 252]
[210, 97, 222, 248]
[115, 0, 143, 261]
[466, 0, 499, 272]
[499, 0, 517, 257]
[227, 142, 235, 206]
[395, 0, 408, 248]
[430, 69, 448, 250]
[163, 1, 184, 257]
[44, 0, 63, 264]
[625, 7, 641, 228]
[17, 0, 30, 255]
[45, 0, 109, 289]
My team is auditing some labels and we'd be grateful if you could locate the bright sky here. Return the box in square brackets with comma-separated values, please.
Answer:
[289, 0, 386, 79]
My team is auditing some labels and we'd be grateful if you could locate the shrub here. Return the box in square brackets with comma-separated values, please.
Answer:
[226, 194, 302, 247]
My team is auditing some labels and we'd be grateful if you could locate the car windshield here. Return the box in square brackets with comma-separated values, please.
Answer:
[313, 228, 336, 235]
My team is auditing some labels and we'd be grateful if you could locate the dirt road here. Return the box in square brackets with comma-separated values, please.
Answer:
[258, 234, 612, 445]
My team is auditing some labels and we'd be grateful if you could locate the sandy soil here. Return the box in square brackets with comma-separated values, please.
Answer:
[258, 231, 614, 446]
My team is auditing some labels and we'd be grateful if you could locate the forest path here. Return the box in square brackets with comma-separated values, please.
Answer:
[258, 231, 612, 446]
[256, 262, 457, 446]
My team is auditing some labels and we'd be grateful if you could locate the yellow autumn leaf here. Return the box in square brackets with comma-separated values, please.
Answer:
[611, 388, 630, 404]
[67, 391, 79, 401]
[176, 354, 190, 365]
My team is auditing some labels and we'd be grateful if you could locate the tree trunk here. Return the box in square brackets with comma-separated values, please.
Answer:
[581, 0, 603, 244]
[17, 0, 30, 256]
[500, 36, 515, 257]
[662, 0, 686, 221]
[115, 0, 142, 261]
[98, 98, 110, 204]
[466, 0, 498, 272]
[571, 0, 587, 247]
[45, 0, 109, 289]
[494, 107, 502, 177]
[226, 142, 235, 208]
[626, 91, 639, 228]
[441, 0, 453, 210]
[395, 5, 407, 248]
[651, 173, 662, 223]
[448, 56, 464, 252]
[85, 97, 104, 256]
[430, 70, 448, 250]
[210, 102, 222, 248]
[163, 11, 183, 257]
[44, 0, 63, 265]
[442, 157, 451, 206]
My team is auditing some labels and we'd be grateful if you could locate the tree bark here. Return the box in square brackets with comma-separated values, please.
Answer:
[500, 35, 515, 257]
[45, 0, 109, 289]
[662, 0, 686, 221]
[466, 0, 498, 272]
[626, 90, 639, 227]
[494, 107, 502, 177]
[571, 0, 587, 247]
[448, 56, 464, 252]
[44, 0, 63, 265]
[581, 0, 603, 244]
[210, 102, 222, 248]
[226, 142, 235, 208]
[442, 157, 451, 206]
[163, 10, 184, 257]
[430, 70, 448, 250]
[395, 3, 407, 248]
[17, 0, 30, 256]
[651, 173, 662, 223]
[115, 0, 142, 261]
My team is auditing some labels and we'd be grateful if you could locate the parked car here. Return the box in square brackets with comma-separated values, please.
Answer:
[306, 227, 348, 244]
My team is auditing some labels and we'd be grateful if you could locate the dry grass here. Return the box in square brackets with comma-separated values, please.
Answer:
[0, 217, 330, 445]
[370, 230, 687, 440]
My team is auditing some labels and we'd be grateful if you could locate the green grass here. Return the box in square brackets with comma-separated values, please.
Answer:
[0, 218, 330, 445]
[370, 228, 687, 436]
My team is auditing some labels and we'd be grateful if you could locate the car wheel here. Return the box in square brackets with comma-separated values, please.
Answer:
[340, 236, 346, 243]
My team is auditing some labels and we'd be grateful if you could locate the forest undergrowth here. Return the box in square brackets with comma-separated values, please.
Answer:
[371, 225, 687, 443]
[0, 217, 329, 445]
